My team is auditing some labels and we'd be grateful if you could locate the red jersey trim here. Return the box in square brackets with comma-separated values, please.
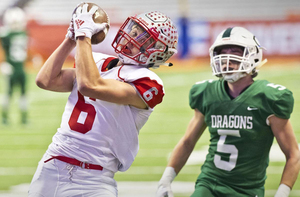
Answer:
[131, 77, 164, 108]
[101, 57, 118, 72]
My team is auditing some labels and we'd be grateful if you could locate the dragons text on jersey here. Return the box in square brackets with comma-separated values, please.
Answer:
[211, 115, 253, 129]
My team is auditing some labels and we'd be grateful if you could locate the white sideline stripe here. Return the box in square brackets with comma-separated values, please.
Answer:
[1, 182, 300, 197]
[0, 91, 68, 102]
[0, 166, 285, 176]
[0, 167, 36, 175]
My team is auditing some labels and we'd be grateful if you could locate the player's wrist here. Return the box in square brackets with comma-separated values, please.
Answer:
[159, 167, 177, 184]
[75, 30, 92, 40]
[274, 184, 291, 197]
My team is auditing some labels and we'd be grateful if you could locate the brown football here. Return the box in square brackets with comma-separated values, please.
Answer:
[76, 2, 110, 44]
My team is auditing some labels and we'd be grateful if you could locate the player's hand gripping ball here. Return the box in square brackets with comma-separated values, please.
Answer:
[74, 2, 110, 44]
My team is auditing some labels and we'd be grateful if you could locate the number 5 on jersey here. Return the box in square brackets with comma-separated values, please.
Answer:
[214, 129, 241, 171]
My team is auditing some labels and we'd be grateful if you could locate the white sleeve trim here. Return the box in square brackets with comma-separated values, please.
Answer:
[266, 114, 275, 126]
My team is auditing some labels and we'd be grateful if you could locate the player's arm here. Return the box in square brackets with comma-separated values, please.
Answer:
[156, 109, 207, 197]
[73, 5, 147, 109]
[168, 109, 207, 173]
[269, 116, 300, 196]
[35, 37, 76, 92]
[75, 38, 147, 109]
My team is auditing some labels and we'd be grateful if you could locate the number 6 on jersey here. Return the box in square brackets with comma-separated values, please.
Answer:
[68, 92, 96, 134]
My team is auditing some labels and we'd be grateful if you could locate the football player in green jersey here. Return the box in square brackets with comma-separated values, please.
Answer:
[0, 7, 28, 124]
[157, 27, 300, 197]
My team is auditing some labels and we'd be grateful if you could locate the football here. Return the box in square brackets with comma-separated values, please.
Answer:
[76, 2, 110, 44]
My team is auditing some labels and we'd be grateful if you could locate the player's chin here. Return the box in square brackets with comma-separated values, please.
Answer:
[223, 73, 233, 76]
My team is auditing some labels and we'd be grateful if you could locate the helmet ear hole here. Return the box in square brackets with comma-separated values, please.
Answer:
[251, 68, 258, 78]
[164, 45, 169, 53]
[255, 46, 259, 53]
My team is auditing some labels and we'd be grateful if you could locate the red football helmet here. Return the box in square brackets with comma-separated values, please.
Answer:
[112, 11, 178, 67]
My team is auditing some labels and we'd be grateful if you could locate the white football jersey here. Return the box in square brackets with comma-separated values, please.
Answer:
[47, 52, 165, 172]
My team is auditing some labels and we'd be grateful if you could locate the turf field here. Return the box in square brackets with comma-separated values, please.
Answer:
[0, 58, 300, 196]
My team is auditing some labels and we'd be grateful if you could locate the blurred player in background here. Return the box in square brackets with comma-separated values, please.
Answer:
[28, 3, 178, 197]
[157, 27, 300, 197]
[0, 7, 28, 124]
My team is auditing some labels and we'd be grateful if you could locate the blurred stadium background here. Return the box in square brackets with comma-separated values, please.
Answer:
[0, 0, 300, 196]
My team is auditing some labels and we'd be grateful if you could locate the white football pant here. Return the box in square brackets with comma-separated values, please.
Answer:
[28, 153, 118, 197]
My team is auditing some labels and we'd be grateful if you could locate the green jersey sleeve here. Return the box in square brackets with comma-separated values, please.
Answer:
[272, 90, 294, 119]
[189, 83, 203, 110]
[189, 79, 215, 114]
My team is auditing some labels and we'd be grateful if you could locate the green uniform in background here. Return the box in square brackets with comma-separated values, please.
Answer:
[0, 29, 28, 124]
[189, 79, 294, 197]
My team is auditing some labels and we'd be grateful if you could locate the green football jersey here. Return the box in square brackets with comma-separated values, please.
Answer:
[0, 29, 28, 69]
[189, 79, 294, 188]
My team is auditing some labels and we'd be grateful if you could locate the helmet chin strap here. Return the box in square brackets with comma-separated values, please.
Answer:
[223, 72, 247, 83]
[118, 53, 138, 65]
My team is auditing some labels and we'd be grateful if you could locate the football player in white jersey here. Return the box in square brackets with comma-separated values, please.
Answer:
[28, 3, 178, 197]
